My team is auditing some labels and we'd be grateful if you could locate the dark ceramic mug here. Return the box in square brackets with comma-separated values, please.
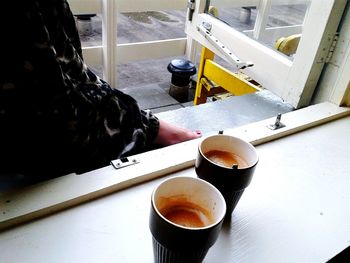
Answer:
[195, 134, 259, 217]
[149, 176, 226, 263]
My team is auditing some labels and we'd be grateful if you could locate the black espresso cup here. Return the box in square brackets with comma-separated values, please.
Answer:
[149, 176, 226, 263]
[195, 134, 259, 217]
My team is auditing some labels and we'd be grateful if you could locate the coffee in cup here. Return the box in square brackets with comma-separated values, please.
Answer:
[158, 198, 214, 228]
[205, 150, 248, 168]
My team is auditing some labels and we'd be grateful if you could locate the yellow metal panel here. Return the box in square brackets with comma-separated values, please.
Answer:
[203, 60, 259, 96]
[194, 47, 260, 105]
[194, 48, 215, 105]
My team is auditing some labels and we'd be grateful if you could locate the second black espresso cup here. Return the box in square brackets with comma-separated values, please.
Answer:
[149, 176, 226, 263]
[195, 134, 259, 217]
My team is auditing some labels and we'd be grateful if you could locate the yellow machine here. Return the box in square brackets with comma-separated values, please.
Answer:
[193, 7, 299, 106]
[193, 47, 261, 105]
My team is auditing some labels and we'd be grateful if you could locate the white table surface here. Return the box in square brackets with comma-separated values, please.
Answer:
[1, 116, 350, 263]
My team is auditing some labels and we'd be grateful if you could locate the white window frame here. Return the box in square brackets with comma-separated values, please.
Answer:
[185, 0, 347, 108]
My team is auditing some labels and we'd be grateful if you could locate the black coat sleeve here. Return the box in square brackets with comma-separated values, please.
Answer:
[0, 0, 159, 177]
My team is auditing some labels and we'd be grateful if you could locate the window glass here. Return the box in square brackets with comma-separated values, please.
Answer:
[117, 10, 186, 44]
[208, 1, 310, 59]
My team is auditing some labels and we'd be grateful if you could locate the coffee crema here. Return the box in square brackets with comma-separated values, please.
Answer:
[159, 199, 213, 228]
[205, 150, 248, 168]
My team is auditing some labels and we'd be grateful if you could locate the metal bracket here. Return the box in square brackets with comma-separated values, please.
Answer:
[197, 22, 254, 70]
[267, 113, 286, 130]
[111, 157, 140, 169]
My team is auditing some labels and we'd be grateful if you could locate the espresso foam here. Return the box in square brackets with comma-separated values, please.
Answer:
[205, 150, 248, 168]
[159, 199, 213, 228]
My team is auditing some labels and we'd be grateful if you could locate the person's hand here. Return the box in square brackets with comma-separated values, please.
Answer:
[154, 120, 202, 146]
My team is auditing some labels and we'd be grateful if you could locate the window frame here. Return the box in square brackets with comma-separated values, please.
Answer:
[185, 0, 347, 108]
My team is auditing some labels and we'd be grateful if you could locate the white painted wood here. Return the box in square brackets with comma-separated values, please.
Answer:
[117, 38, 187, 64]
[184, 0, 207, 61]
[82, 46, 103, 66]
[0, 142, 197, 231]
[68, 0, 188, 14]
[186, 0, 346, 108]
[253, 0, 272, 40]
[185, 36, 201, 62]
[82, 39, 187, 66]
[210, 0, 259, 8]
[115, 0, 187, 13]
[283, 0, 347, 108]
[0, 112, 349, 263]
[210, 0, 310, 8]
[68, 0, 101, 14]
[244, 25, 303, 43]
[102, 0, 118, 87]
[231, 102, 350, 146]
[313, 5, 350, 106]
[0, 102, 349, 231]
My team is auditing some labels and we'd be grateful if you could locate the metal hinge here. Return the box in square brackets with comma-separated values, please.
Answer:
[197, 22, 254, 69]
[325, 33, 339, 63]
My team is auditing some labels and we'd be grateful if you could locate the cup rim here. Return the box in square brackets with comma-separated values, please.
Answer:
[198, 134, 259, 170]
[151, 176, 226, 230]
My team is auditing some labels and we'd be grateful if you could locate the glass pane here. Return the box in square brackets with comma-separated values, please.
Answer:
[75, 13, 102, 47]
[264, 4, 308, 53]
[75, 11, 187, 45]
[207, 5, 257, 32]
[74, 10, 188, 89]
[117, 10, 186, 44]
[207, 1, 310, 60]
[116, 10, 187, 94]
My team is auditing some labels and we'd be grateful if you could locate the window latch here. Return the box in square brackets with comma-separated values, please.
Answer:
[197, 22, 254, 70]
[267, 113, 286, 130]
[111, 157, 140, 169]
[188, 0, 195, 21]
